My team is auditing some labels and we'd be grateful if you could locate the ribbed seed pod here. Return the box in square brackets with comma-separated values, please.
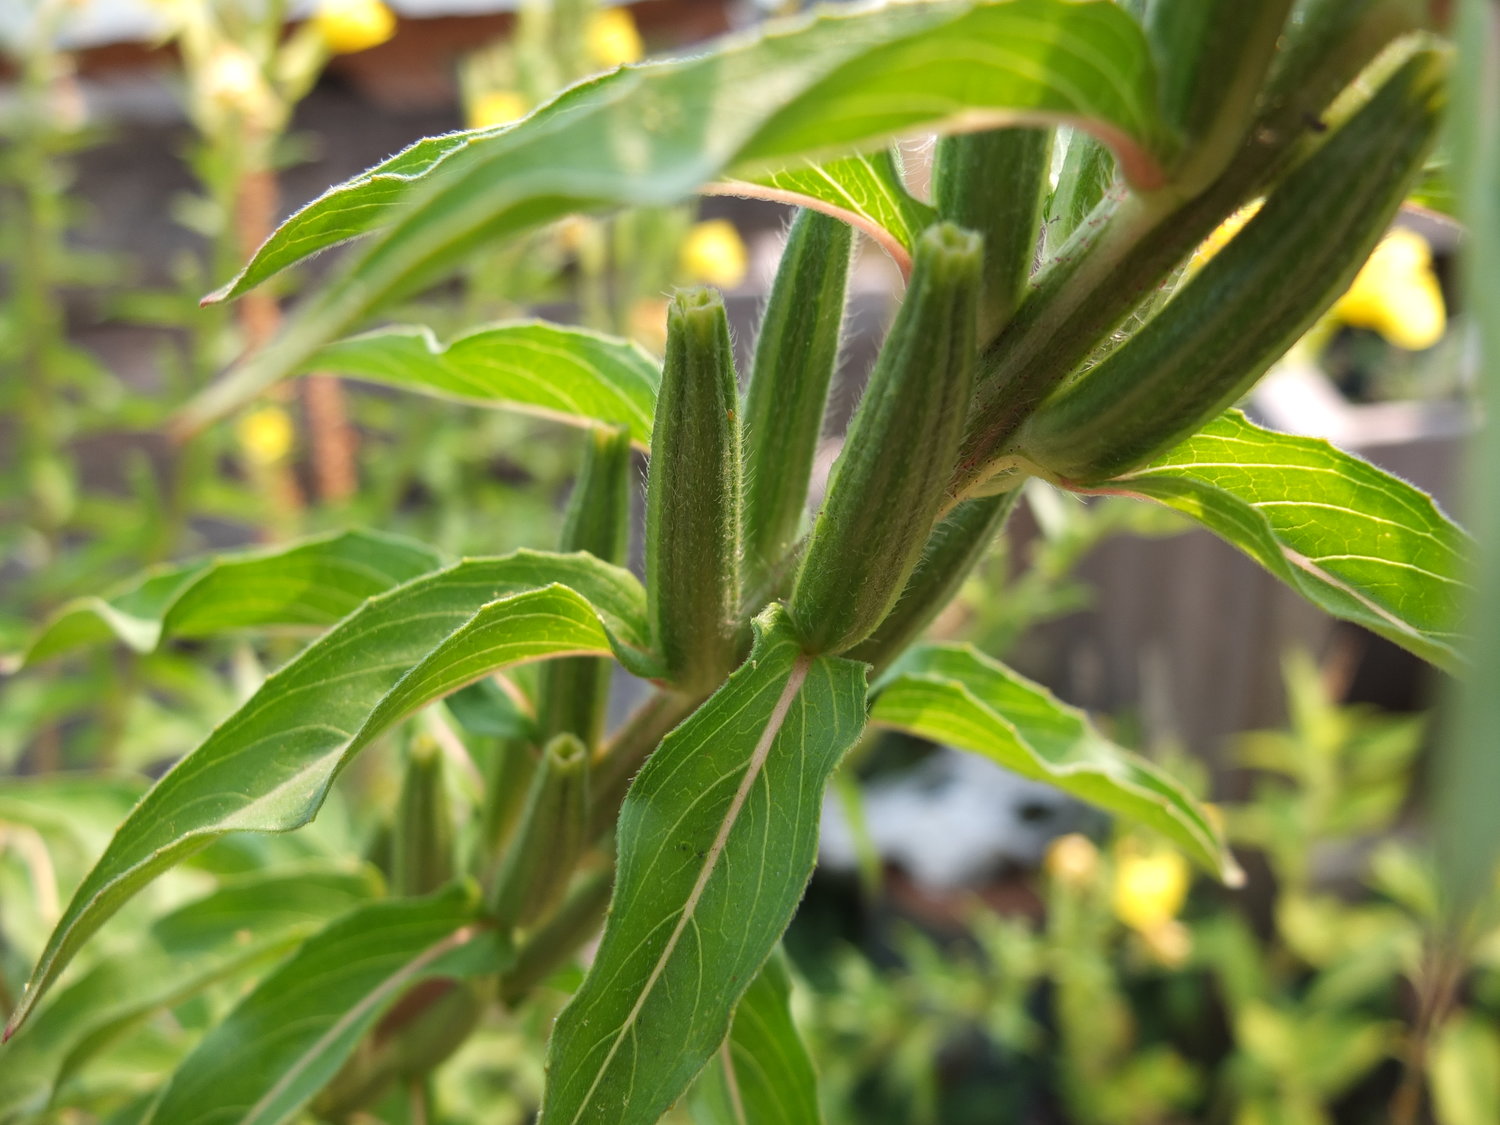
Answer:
[646, 288, 743, 693]
[932, 129, 1051, 342]
[741, 210, 852, 589]
[789, 222, 982, 655]
[392, 736, 455, 897]
[536, 424, 632, 748]
[847, 489, 1019, 672]
[487, 732, 590, 930]
[1018, 47, 1448, 484]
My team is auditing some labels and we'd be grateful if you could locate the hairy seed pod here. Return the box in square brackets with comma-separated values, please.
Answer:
[741, 210, 852, 588]
[847, 489, 1019, 672]
[1018, 47, 1448, 484]
[536, 424, 633, 748]
[392, 735, 455, 897]
[646, 288, 744, 693]
[933, 128, 1051, 342]
[789, 222, 982, 655]
[487, 732, 590, 930]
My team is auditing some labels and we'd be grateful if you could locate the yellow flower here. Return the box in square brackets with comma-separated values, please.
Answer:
[1112, 846, 1190, 933]
[238, 406, 295, 466]
[629, 297, 671, 355]
[1044, 833, 1101, 889]
[468, 90, 529, 131]
[312, 0, 397, 55]
[679, 219, 748, 289]
[1139, 918, 1193, 969]
[1329, 228, 1445, 350]
[586, 7, 644, 69]
[200, 43, 280, 129]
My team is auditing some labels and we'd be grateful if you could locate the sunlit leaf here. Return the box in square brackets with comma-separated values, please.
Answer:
[871, 643, 1239, 880]
[1093, 410, 1470, 672]
[310, 321, 660, 447]
[6, 552, 648, 1037]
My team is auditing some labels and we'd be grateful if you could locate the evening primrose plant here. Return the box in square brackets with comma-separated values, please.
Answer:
[0, 2, 1481, 1123]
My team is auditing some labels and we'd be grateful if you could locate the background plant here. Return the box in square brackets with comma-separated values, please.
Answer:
[1, 2, 1493, 1124]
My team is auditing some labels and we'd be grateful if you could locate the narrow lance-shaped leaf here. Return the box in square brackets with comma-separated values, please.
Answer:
[741, 208, 852, 588]
[0, 867, 378, 1117]
[182, 0, 1168, 429]
[540, 606, 866, 1125]
[1084, 410, 1469, 673]
[308, 322, 660, 448]
[647, 289, 743, 693]
[689, 949, 824, 1125]
[5, 551, 649, 1038]
[145, 884, 508, 1125]
[9, 529, 442, 670]
[715, 149, 933, 268]
[871, 643, 1240, 880]
[790, 222, 981, 654]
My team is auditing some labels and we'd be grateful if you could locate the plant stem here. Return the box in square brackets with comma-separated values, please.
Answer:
[500, 864, 613, 1005]
[588, 689, 699, 840]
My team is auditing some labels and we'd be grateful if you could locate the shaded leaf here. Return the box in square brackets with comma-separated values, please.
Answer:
[11, 530, 442, 669]
[721, 149, 935, 265]
[6, 552, 647, 1037]
[184, 0, 1167, 427]
[145, 884, 507, 1125]
[870, 643, 1238, 880]
[310, 322, 660, 447]
[0, 867, 377, 1119]
[1093, 410, 1469, 672]
[541, 606, 866, 1125]
[689, 950, 823, 1125]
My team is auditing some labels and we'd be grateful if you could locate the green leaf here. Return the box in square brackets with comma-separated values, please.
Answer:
[10, 529, 442, 669]
[689, 950, 824, 1125]
[309, 322, 660, 448]
[183, 0, 1167, 428]
[145, 884, 508, 1125]
[541, 606, 866, 1125]
[0, 867, 378, 1119]
[870, 643, 1238, 880]
[727, 149, 935, 264]
[1092, 410, 1469, 673]
[5, 552, 648, 1039]
[1429, 1012, 1500, 1125]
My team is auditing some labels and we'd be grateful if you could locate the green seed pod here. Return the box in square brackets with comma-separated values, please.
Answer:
[848, 489, 1019, 673]
[741, 210, 852, 589]
[789, 222, 982, 655]
[536, 424, 633, 748]
[392, 736, 455, 898]
[1018, 47, 1448, 484]
[933, 128, 1051, 341]
[481, 735, 536, 867]
[487, 732, 590, 930]
[646, 288, 744, 693]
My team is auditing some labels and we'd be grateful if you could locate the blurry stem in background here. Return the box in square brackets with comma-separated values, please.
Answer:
[1434, 0, 1500, 934]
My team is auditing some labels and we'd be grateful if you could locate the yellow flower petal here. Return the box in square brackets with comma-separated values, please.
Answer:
[1112, 847, 1190, 932]
[1330, 228, 1446, 350]
[238, 406, 295, 466]
[468, 90, 529, 131]
[313, 0, 397, 55]
[1044, 833, 1101, 889]
[679, 219, 748, 289]
[586, 7, 644, 69]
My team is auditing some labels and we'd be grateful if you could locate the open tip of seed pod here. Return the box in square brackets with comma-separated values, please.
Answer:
[916, 222, 983, 275]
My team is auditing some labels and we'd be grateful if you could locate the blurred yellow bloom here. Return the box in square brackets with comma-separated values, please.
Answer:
[312, 0, 397, 54]
[1329, 228, 1445, 350]
[587, 7, 644, 69]
[1044, 833, 1100, 889]
[238, 406, 295, 466]
[200, 43, 280, 128]
[680, 219, 748, 289]
[630, 297, 671, 355]
[468, 90, 529, 130]
[1112, 847, 1190, 933]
